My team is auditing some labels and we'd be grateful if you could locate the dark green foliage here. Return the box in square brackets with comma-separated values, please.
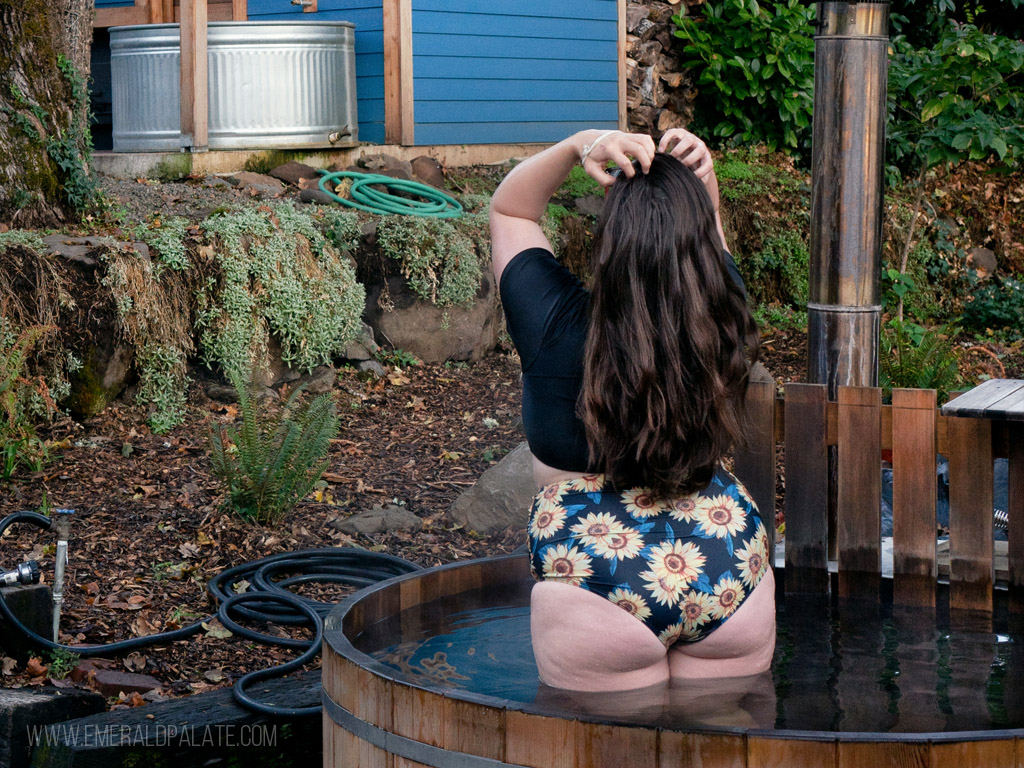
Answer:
[737, 229, 809, 309]
[208, 372, 339, 525]
[673, 0, 816, 155]
[879, 319, 963, 403]
[887, 21, 1024, 182]
[960, 275, 1024, 333]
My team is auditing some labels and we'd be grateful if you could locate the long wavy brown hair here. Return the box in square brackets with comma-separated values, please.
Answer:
[580, 153, 760, 498]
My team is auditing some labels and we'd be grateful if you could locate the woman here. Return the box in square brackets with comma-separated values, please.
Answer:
[490, 128, 775, 692]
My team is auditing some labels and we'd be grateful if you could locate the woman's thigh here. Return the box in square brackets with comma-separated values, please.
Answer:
[530, 581, 670, 692]
[667, 568, 777, 680]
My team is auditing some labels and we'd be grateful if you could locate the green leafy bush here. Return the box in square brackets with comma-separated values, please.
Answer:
[738, 229, 809, 309]
[140, 217, 191, 272]
[673, 0, 815, 154]
[0, 317, 55, 480]
[887, 21, 1024, 180]
[208, 372, 339, 525]
[960, 275, 1024, 334]
[375, 216, 482, 307]
[198, 204, 365, 379]
[879, 319, 962, 403]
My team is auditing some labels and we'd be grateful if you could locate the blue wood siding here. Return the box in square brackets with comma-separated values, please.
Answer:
[246, 0, 384, 143]
[410, 0, 618, 145]
[95, 0, 133, 7]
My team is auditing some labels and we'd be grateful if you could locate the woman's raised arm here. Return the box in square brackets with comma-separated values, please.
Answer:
[489, 130, 655, 285]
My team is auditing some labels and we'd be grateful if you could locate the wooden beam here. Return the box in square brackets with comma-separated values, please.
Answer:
[93, 4, 149, 27]
[148, 0, 164, 25]
[383, 0, 414, 145]
[891, 388, 938, 609]
[231, 0, 247, 21]
[617, 0, 627, 131]
[179, 0, 209, 152]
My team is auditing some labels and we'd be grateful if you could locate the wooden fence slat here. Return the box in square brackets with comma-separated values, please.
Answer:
[947, 416, 994, 614]
[891, 388, 938, 608]
[1010, 422, 1024, 613]
[748, 736, 836, 768]
[784, 383, 830, 595]
[836, 386, 882, 600]
[735, 379, 777, 557]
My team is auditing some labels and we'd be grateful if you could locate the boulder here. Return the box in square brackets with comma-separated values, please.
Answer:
[410, 156, 446, 190]
[357, 154, 413, 179]
[574, 195, 605, 218]
[362, 268, 501, 363]
[330, 504, 423, 536]
[291, 364, 336, 395]
[357, 359, 386, 378]
[299, 188, 336, 206]
[449, 442, 536, 535]
[66, 333, 135, 420]
[341, 322, 379, 362]
[226, 171, 285, 195]
[967, 246, 997, 279]
[269, 161, 319, 186]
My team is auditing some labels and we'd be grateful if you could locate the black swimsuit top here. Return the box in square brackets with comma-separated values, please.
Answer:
[499, 247, 746, 472]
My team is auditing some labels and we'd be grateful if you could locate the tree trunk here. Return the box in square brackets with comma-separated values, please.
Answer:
[0, 0, 94, 229]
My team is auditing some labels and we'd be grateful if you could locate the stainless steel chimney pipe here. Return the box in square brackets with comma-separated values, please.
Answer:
[808, 1, 890, 396]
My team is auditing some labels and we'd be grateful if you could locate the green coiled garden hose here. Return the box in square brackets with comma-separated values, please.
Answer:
[317, 170, 463, 218]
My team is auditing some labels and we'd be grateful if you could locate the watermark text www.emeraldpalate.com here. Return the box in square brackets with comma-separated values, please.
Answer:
[27, 723, 278, 748]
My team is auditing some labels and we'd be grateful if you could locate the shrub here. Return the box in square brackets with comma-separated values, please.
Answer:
[375, 216, 482, 308]
[208, 372, 339, 525]
[887, 21, 1024, 181]
[0, 317, 56, 480]
[198, 203, 365, 379]
[960, 274, 1024, 335]
[879, 319, 962, 403]
[738, 229, 809, 309]
[673, 0, 815, 154]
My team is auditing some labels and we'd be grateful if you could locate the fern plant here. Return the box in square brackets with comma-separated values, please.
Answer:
[1, 317, 57, 481]
[878, 320, 962, 404]
[209, 371, 339, 525]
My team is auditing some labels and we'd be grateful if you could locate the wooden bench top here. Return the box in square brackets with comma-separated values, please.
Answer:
[940, 379, 1024, 421]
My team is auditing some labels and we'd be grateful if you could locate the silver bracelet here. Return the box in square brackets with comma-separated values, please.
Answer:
[580, 130, 620, 166]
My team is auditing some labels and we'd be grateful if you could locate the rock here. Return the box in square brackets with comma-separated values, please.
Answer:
[269, 161, 319, 186]
[292, 364, 336, 395]
[449, 442, 536, 535]
[204, 382, 238, 403]
[330, 504, 423, 536]
[967, 246, 997, 279]
[362, 268, 502, 363]
[40, 235, 108, 267]
[227, 171, 285, 195]
[357, 359, 386, 378]
[299, 177, 323, 191]
[80, 667, 163, 698]
[749, 360, 774, 385]
[342, 322, 379, 361]
[373, 167, 413, 182]
[263, 336, 302, 389]
[299, 188, 336, 206]
[66, 334, 135, 420]
[358, 153, 413, 179]
[410, 156, 446, 190]
[574, 195, 605, 218]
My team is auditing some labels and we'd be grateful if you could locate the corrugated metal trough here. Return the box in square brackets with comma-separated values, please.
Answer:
[109, 21, 357, 152]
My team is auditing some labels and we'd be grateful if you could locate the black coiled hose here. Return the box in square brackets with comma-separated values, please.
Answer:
[0, 512, 422, 715]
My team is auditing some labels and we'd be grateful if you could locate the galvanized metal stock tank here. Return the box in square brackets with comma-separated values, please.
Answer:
[109, 21, 357, 151]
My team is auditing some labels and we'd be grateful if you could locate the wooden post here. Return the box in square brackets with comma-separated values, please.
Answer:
[947, 416, 994, 616]
[891, 388, 937, 608]
[836, 385, 882, 600]
[179, 0, 209, 152]
[784, 383, 830, 595]
[384, 0, 414, 145]
[231, 0, 247, 21]
[733, 380, 777, 556]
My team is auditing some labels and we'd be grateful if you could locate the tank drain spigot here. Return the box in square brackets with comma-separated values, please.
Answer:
[51, 509, 74, 643]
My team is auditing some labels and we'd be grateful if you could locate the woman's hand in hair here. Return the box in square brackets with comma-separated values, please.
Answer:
[658, 129, 720, 212]
[581, 131, 656, 188]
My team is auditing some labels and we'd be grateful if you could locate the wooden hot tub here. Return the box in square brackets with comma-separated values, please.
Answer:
[322, 553, 1024, 768]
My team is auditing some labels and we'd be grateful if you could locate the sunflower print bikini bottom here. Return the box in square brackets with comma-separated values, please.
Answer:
[527, 467, 770, 647]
